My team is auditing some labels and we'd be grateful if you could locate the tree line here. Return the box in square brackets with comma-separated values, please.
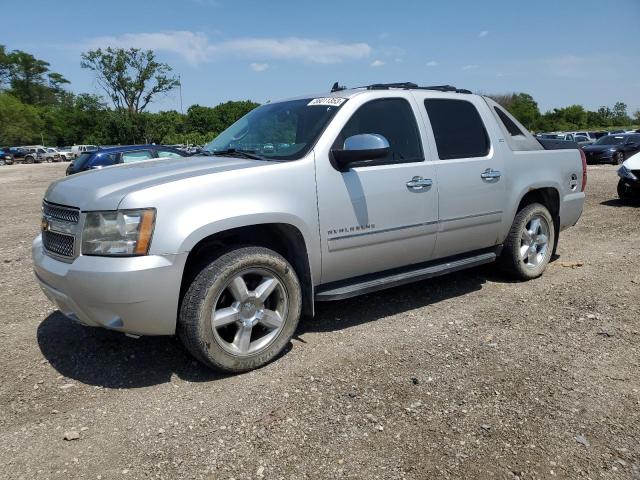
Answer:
[0, 45, 258, 146]
[489, 93, 639, 133]
[0, 44, 638, 147]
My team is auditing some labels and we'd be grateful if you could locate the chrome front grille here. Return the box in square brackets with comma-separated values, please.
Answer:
[42, 201, 80, 260]
[43, 201, 80, 223]
[43, 230, 75, 257]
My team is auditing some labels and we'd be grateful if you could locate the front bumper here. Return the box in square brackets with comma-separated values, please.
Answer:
[33, 235, 188, 335]
[584, 152, 614, 164]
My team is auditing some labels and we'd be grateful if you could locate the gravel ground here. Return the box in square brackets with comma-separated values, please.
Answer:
[0, 163, 638, 480]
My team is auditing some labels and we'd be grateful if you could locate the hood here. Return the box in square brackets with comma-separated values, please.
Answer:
[582, 144, 619, 153]
[45, 155, 270, 211]
[623, 151, 640, 170]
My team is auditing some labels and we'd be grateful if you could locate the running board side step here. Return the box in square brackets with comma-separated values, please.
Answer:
[315, 251, 497, 302]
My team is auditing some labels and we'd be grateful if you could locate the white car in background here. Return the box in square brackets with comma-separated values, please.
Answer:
[46, 148, 73, 161]
[617, 151, 640, 202]
[70, 145, 98, 157]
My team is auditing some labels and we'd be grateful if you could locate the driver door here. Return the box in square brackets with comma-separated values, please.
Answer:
[315, 96, 438, 284]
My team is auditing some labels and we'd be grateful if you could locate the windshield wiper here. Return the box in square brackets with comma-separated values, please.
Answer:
[207, 148, 264, 160]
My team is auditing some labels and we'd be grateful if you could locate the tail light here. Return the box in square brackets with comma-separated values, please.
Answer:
[579, 149, 587, 192]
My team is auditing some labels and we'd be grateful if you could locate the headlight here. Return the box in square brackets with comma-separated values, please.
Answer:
[618, 165, 638, 181]
[82, 208, 156, 256]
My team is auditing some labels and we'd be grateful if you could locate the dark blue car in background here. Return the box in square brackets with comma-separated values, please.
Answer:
[66, 144, 189, 175]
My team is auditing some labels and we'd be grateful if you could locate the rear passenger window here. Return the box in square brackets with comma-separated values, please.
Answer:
[494, 107, 524, 136]
[157, 150, 183, 159]
[336, 98, 423, 164]
[424, 99, 490, 160]
[122, 150, 154, 163]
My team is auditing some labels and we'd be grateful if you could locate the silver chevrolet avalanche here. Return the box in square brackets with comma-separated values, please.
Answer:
[33, 82, 586, 372]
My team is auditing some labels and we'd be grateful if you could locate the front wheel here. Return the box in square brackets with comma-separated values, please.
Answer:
[617, 179, 638, 202]
[179, 246, 302, 373]
[614, 152, 624, 165]
[499, 203, 555, 280]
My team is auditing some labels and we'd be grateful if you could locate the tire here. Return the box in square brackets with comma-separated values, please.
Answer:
[617, 179, 638, 202]
[0, 159, 5, 166]
[179, 246, 302, 373]
[614, 152, 624, 165]
[499, 203, 555, 280]
[25, 156, 34, 164]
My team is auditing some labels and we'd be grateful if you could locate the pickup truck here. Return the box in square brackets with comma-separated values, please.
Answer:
[32, 82, 586, 373]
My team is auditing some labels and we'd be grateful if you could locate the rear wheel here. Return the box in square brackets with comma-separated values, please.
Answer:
[499, 203, 555, 280]
[25, 156, 34, 164]
[179, 246, 302, 372]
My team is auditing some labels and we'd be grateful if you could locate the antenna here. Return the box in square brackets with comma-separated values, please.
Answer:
[331, 82, 346, 93]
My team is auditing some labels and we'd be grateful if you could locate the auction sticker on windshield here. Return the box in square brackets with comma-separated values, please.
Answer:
[307, 97, 347, 107]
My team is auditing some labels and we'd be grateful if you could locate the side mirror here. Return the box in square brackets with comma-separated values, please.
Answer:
[331, 134, 390, 171]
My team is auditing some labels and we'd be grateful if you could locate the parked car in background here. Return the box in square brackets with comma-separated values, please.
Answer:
[22, 147, 47, 163]
[573, 135, 593, 148]
[0, 148, 15, 165]
[46, 147, 73, 161]
[567, 132, 595, 144]
[582, 133, 640, 165]
[70, 145, 98, 157]
[7, 147, 31, 164]
[617, 151, 640, 202]
[65, 144, 189, 175]
[589, 131, 609, 140]
[41, 148, 61, 162]
[62, 146, 78, 159]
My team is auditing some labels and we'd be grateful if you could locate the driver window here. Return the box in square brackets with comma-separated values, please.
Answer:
[334, 98, 423, 164]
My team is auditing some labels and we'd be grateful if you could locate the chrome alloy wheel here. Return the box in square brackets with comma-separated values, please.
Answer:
[210, 268, 288, 356]
[520, 215, 550, 268]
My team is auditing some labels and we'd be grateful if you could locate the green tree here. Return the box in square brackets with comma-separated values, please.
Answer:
[7, 50, 68, 105]
[489, 93, 540, 130]
[0, 93, 43, 144]
[0, 45, 11, 89]
[81, 47, 180, 116]
[612, 101, 630, 125]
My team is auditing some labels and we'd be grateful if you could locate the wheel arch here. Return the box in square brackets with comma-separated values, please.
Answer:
[515, 187, 560, 255]
[179, 222, 315, 321]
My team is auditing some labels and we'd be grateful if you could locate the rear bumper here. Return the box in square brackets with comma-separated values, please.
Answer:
[33, 235, 188, 335]
[559, 191, 585, 231]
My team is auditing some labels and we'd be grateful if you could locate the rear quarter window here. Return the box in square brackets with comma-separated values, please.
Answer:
[424, 99, 490, 160]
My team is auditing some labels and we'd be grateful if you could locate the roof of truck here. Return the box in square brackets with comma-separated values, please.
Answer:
[281, 82, 476, 103]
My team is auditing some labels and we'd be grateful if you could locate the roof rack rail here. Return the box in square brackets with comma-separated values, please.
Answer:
[358, 82, 472, 94]
[366, 82, 418, 90]
[420, 84, 473, 94]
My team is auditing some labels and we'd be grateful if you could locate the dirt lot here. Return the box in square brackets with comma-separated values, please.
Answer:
[0, 163, 638, 479]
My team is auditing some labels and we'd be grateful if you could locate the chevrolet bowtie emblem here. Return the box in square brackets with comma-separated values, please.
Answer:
[41, 217, 49, 232]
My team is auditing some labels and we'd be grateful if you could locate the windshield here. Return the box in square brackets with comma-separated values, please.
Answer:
[595, 135, 625, 145]
[204, 98, 346, 160]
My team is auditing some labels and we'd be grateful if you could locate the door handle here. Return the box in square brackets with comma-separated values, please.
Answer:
[406, 176, 433, 190]
[481, 168, 502, 180]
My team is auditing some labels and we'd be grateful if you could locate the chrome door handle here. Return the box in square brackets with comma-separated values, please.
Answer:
[406, 176, 433, 190]
[481, 168, 502, 180]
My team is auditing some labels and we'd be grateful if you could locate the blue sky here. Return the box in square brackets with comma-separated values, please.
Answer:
[4, 0, 640, 114]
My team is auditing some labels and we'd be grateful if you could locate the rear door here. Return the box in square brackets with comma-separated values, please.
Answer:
[416, 95, 506, 259]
